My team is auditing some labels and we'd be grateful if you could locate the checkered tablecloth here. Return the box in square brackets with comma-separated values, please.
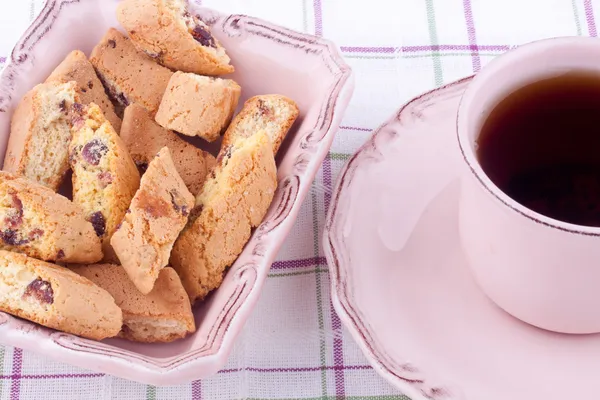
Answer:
[0, 0, 597, 398]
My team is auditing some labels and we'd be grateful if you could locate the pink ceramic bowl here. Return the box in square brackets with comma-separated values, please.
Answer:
[0, 0, 353, 385]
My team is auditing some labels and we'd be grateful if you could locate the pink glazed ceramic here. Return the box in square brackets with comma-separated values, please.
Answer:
[457, 36, 600, 334]
[325, 76, 600, 400]
[0, 0, 353, 385]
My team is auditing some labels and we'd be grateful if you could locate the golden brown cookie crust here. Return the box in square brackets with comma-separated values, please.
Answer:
[89, 28, 173, 117]
[155, 72, 241, 141]
[120, 103, 216, 195]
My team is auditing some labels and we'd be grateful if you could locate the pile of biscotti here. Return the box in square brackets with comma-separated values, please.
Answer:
[0, 0, 299, 343]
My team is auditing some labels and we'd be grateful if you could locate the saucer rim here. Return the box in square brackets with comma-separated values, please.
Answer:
[323, 76, 473, 400]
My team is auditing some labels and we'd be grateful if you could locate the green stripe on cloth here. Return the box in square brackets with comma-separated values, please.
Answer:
[311, 189, 328, 398]
[329, 153, 351, 161]
[269, 268, 329, 278]
[403, 52, 501, 59]
[572, 0, 583, 35]
[425, 0, 444, 86]
[302, 0, 310, 32]
[29, 1, 35, 20]
[146, 385, 156, 400]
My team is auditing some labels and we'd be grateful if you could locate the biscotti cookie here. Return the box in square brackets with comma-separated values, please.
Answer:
[3, 81, 79, 191]
[117, 0, 234, 76]
[71, 264, 195, 343]
[222, 95, 299, 155]
[0, 250, 122, 340]
[89, 28, 173, 116]
[46, 50, 122, 132]
[155, 72, 241, 141]
[0, 172, 102, 263]
[121, 103, 216, 195]
[69, 103, 140, 261]
[111, 147, 194, 294]
[170, 131, 277, 302]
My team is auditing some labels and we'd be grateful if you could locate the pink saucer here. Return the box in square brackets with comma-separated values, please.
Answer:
[324, 77, 600, 400]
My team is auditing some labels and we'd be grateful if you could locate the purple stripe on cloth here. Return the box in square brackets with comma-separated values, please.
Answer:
[585, 0, 598, 37]
[339, 125, 372, 132]
[0, 57, 5, 64]
[0, 365, 375, 380]
[1, 373, 104, 380]
[332, 315, 346, 398]
[271, 257, 326, 270]
[462, 0, 481, 72]
[219, 365, 372, 374]
[340, 44, 509, 54]
[192, 380, 201, 400]
[313, 0, 323, 36]
[9, 348, 22, 400]
[402, 44, 509, 52]
[341, 46, 397, 53]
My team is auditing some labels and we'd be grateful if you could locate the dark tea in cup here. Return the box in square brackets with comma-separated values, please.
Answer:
[476, 72, 600, 227]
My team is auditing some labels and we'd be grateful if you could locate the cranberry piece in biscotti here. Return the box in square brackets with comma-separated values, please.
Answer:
[0, 229, 28, 246]
[82, 139, 109, 166]
[4, 194, 23, 229]
[23, 278, 54, 304]
[88, 211, 106, 238]
[191, 25, 216, 48]
[98, 172, 114, 188]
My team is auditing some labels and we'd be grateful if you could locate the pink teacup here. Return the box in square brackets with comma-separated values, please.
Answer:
[457, 36, 600, 334]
